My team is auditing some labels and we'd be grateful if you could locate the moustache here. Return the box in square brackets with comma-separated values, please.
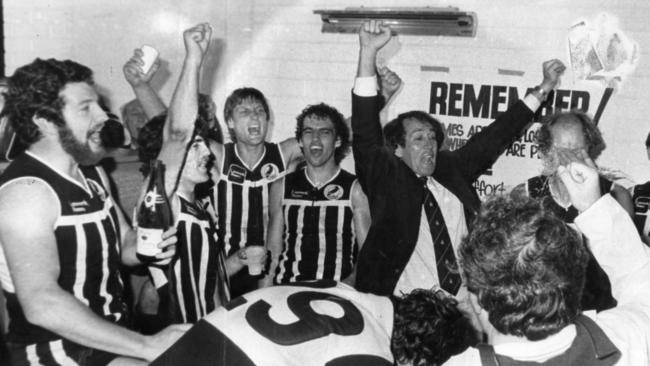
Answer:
[99, 114, 127, 149]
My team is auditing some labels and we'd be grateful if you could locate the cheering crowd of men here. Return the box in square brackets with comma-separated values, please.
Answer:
[0, 19, 648, 366]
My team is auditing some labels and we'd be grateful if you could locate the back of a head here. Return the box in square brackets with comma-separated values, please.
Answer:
[391, 289, 476, 366]
[3, 58, 93, 151]
[459, 194, 589, 341]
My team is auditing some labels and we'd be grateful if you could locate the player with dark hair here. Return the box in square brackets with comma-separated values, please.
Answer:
[350, 21, 564, 341]
[262, 102, 370, 286]
[152, 281, 475, 366]
[0, 58, 185, 365]
[513, 110, 633, 312]
[136, 24, 266, 327]
[446, 157, 650, 365]
[383, 110, 445, 154]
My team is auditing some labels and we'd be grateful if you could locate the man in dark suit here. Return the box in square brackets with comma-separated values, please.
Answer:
[351, 20, 565, 306]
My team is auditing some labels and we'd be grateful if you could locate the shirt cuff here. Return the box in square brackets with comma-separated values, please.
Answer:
[353, 76, 378, 97]
[522, 92, 542, 113]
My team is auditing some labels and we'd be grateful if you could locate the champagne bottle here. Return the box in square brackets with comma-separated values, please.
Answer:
[136, 160, 172, 263]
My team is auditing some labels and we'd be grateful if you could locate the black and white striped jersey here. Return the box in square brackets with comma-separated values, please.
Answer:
[150, 193, 229, 324]
[274, 168, 358, 284]
[0, 151, 126, 364]
[210, 142, 287, 255]
[207, 142, 287, 297]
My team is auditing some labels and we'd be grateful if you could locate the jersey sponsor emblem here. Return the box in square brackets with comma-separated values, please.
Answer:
[324, 184, 344, 200]
[70, 200, 89, 213]
[185, 204, 200, 217]
[290, 189, 310, 198]
[261, 163, 279, 180]
[228, 164, 247, 184]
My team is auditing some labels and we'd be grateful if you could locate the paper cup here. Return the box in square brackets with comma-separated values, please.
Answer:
[140, 45, 159, 74]
[245, 246, 266, 275]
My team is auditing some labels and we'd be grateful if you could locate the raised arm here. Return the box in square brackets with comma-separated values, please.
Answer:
[156, 23, 212, 197]
[165, 23, 211, 143]
[123, 48, 167, 119]
[351, 21, 395, 190]
[454, 59, 566, 181]
[560, 157, 650, 311]
[377, 65, 402, 109]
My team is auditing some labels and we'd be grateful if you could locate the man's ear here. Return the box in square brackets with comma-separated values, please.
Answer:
[32, 114, 55, 133]
[335, 137, 341, 148]
[395, 145, 404, 158]
[226, 118, 235, 129]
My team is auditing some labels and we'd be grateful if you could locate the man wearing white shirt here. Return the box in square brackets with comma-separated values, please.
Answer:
[446, 155, 650, 365]
[350, 20, 565, 316]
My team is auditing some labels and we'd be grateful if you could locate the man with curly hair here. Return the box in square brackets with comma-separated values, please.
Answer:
[133, 24, 266, 330]
[261, 102, 371, 287]
[513, 111, 633, 312]
[0, 58, 186, 365]
[151, 281, 475, 365]
[446, 157, 650, 365]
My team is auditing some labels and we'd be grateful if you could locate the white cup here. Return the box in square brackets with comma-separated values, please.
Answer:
[245, 246, 266, 275]
[140, 45, 159, 74]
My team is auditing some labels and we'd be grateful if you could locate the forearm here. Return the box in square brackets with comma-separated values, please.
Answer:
[456, 100, 534, 179]
[357, 47, 378, 78]
[132, 84, 167, 120]
[26, 288, 149, 360]
[259, 237, 282, 288]
[166, 57, 200, 141]
[224, 252, 245, 277]
[576, 195, 650, 302]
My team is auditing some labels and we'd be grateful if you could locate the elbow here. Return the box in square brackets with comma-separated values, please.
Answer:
[22, 292, 64, 329]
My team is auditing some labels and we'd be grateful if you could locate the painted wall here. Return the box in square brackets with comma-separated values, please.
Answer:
[5, 0, 650, 200]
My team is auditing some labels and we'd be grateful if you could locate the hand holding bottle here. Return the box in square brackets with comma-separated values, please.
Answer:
[151, 227, 177, 266]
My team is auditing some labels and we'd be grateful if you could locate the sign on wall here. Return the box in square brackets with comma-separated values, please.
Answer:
[428, 79, 614, 198]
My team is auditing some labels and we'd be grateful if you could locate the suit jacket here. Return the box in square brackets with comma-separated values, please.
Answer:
[351, 93, 535, 295]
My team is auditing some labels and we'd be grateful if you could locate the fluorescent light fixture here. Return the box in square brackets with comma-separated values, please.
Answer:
[314, 7, 477, 37]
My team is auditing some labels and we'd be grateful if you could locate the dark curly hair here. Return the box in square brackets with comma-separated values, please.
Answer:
[137, 101, 222, 177]
[198, 93, 223, 144]
[223, 87, 269, 142]
[459, 193, 588, 341]
[391, 289, 476, 366]
[383, 111, 445, 152]
[295, 103, 350, 164]
[2, 58, 93, 149]
[537, 111, 605, 160]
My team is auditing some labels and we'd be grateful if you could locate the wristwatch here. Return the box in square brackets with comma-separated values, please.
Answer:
[530, 85, 549, 103]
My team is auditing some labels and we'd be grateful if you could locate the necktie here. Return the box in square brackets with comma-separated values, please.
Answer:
[420, 176, 462, 295]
